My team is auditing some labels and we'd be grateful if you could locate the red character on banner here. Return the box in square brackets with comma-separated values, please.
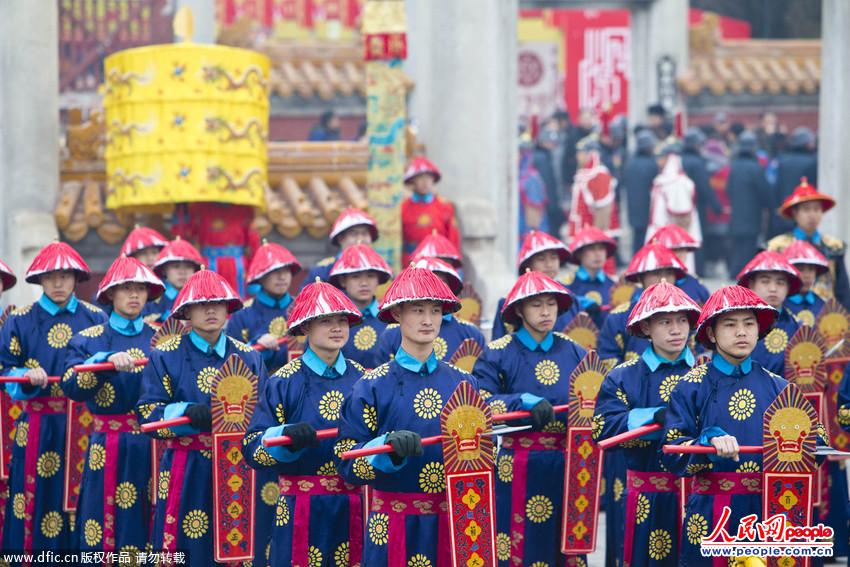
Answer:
[401, 157, 461, 266]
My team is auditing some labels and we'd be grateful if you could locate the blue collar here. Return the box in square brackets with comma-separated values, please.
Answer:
[38, 294, 78, 315]
[442, 313, 453, 322]
[641, 346, 695, 372]
[788, 291, 817, 305]
[189, 330, 227, 358]
[411, 192, 435, 204]
[164, 282, 179, 300]
[516, 326, 554, 352]
[395, 346, 438, 375]
[793, 227, 822, 245]
[302, 347, 347, 378]
[109, 311, 144, 337]
[360, 298, 379, 318]
[256, 289, 292, 310]
[712, 354, 753, 377]
[576, 266, 607, 283]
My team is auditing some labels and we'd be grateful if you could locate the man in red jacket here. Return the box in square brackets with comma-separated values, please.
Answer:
[401, 156, 461, 265]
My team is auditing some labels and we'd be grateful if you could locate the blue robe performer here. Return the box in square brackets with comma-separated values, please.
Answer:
[377, 257, 485, 370]
[564, 226, 617, 328]
[226, 241, 301, 373]
[736, 250, 802, 376]
[328, 243, 393, 370]
[243, 280, 366, 567]
[492, 230, 578, 340]
[782, 240, 829, 326]
[646, 224, 711, 304]
[473, 270, 588, 567]
[147, 237, 203, 322]
[0, 242, 106, 554]
[135, 269, 269, 564]
[592, 281, 701, 567]
[97, 226, 167, 313]
[301, 207, 380, 291]
[335, 264, 479, 567]
[62, 255, 164, 553]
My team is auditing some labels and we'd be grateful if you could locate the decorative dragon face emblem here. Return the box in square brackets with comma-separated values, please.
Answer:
[215, 374, 253, 424]
[769, 407, 811, 463]
[445, 405, 486, 462]
[574, 371, 604, 418]
[818, 313, 848, 348]
[788, 342, 822, 385]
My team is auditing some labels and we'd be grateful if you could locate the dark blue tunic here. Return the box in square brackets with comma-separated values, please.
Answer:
[340, 299, 387, 370]
[377, 315, 485, 369]
[751, 306, 799, 376]
[225, 290, 293, 373]
[784, 291, 826, 327]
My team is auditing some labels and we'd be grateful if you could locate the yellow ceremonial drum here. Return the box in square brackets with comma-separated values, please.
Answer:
[103, 43, 269, 212]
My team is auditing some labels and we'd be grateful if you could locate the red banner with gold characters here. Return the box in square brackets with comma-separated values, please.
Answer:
[64, 400, 93, 512]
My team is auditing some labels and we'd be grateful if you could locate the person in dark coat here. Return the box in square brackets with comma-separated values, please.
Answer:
[681, 128, 723, 276]
[534, 125, 564, 237]
[769, 126, 817, 237]
[623, 130, 658, 254]
[726, 131, 772, 277]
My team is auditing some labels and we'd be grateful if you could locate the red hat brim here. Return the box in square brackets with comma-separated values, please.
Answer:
[501, 290, 573, 327]
[779, 194, 836, 219]
[695, 304, 777, 348]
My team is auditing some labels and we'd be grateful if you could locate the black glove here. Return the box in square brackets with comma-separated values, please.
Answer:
[184, 404, 212, 432]
[652, 407, 667, 425]
[530, 399, 555, 431]
[583, 302, 602, 318]
[386, 430, 423, 464]
[284, 422, 319, 451]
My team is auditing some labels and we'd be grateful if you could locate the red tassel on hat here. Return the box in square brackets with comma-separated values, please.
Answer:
[624, 243, 687, 283]
[378, 265, 460, 323]
[329, 244, 392, 285]
[329, 207, 380, 245]
[411, 231, 462, 268]
[783, 240, 829, 274]
[25, 241, 91, 284]
[736, 250, 802, 296]
[287, 279, 363, 335]
[120, 226, 168, 257]
[0, 258, 17, 291]
[626, 280, 701, 337]
[695, 285, 777, 348]
[412, 256, 462, 295]
[153, 238, 204, 277]
[647, 224, 700, 251]
[403, 156, 442, 184]
[246, 241, 301, 285]
[501, 270, 574, 327]
[169, 268, 243, 320]
[517, 230, 569, 273]
[96, 255, 165, 304]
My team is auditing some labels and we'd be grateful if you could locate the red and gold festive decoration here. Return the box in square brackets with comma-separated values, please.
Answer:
[63, 401, 93, 512]
[816, 300, 850, 451]
[152, 238, 204, 276]
[211, 355, 259, 562]
[329, 207, 380, 245]
[170, 269, 243, 319]
[646, 223, 700, 250]
[501, 270, 574, 327]
[95, 255, 165, 304]
[440, 381, 497, 567]
[287, 279, 362, 335]
[736, 250, 803, 295]
[623, 243, 686, 283]
[120, 226, 168, 257]
[447, 339, 484, 374]
[517, 230, 569, 273]
[561, 351, 608, 554]
[626, 280, 701, 338]
[608, 282, 636, 307]
[412, 256, 462, 295]
[562, 312, 599, 350]
[695, 285, 777, 348]
[0, 259, 17, 291]
[566, 226, 616, 263]
[362, 0, 407, 61]
[25, 241, 91, 283]
[245, 241, 301, 284]
[778, 178, 836, 219]
[412, 231, 463, 268]
[378, 265, 460, 323]
[329, 243, 393, 285]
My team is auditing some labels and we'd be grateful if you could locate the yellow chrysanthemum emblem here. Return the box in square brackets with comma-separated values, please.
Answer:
[334, 438, 357, 458]
[433, 337, 448, 360]
[419, 462, 445, 493]
[729, 389, 757, 421]
[47, 323, 73, 349]
[537, 359, 563, 387]
[116, 483, 138, 509]
[94, 382, 116, 407]
[648, 529, 672, 559]
[687, 513, 709, 545]
[615, 333, 625, 350]
[413, 388, 443, 420]
[268, 316, 288, 338]
[162, 374, 173, 397]
[408, 554, 433, 567]
[124, 348, 146, 373]
[41, 510, 63, 538]
[683, 364, 708, 383]
[526, 494, 553, 523]
[334, 542, 350, 567]
[275, 359, 302, 379]
[37, 451, 61, 478]
[764, 328, 788, 354]
[196, 367, 218, 394]
[736, 460, 760, 473]
[591, 414, 605, 439]
[319, 390, 345, 421]
[79, 325, 104, 338]
[489, 399, 508, 415]
[12, 493, 25, 519]
[369, 513, 390, 545]
[276, 498, 290, 526]
[363, 363, 390, 380]
[9, 335, 21, 356]
[89, 443, 105, 471]
[317, 461, 337, 477]
[24, 358, 40, 369]
[666, 428, 683, 442]
[530, 563, 549, 567]
[363, 405, 378, 432]
[543, 420, 566, 433]
[496, 532, 511, 561]
[613, 477, 624, 502]
[14, 421, 28, 447]
[686, 462, 712, 475]
[636, 493, 650, 524]
[229, 337, 253, 352]
[308, 546, 323, 567]
[137, 403, 157, 420]
[353, 458, 376, 480]
[659, 374, 681, 402]
[488, 335, 513, 350]
[261, 481, 278, 506]
[158, 471, 170, 501]
[497, 454, 513, 483]
[275, 403, 286, 424]
[615, 387, 630, 407]
[354, 326, 378, 351]
[156, 334, 182, 352]
[77, 371, 98, 389]
[182, 509, 209, 539]
[84, 519, 102, 546]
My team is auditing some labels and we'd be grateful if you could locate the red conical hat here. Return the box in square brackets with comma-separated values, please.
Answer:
[412, 256, 462, 295]
[624, 243, 687, 283]
[96, 255, 166, 304]
[411, 231, 463, 267]
[329, 207, 379, 245]
[153, 238, 204, 277]
[246, 242, 301, 284]
[626, 280, 701, 337]
[329, 244, 392, 285]
[404, 156, 442, 183]
[0, 258, 17, 291]
[783, 240, 829, 274]
[566, 226, 616, 262]
[501, 270, 574, 327]
[778, 178, 836, 219]
[517, 230, 569, 273]
[695, 285, 777, 347]
[25, 241, 91, 284]
[378, 265, 460, 323]
[169, 268, 242, 320]
[647, 224, 700, 251]
[736, 250, 803, 295]
[120, 226, 168, 257]
[288, 279, 363, 335]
